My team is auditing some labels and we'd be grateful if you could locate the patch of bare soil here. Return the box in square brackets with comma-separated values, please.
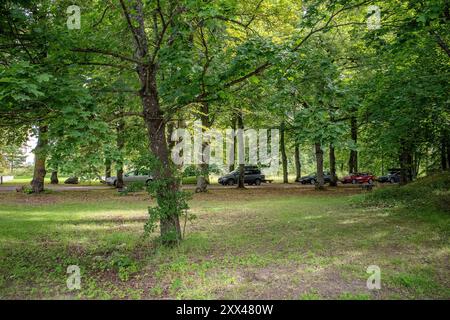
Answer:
[192, 185, 362, 202]
[0, 185, 362, 205]
[213, 263, 387, 300]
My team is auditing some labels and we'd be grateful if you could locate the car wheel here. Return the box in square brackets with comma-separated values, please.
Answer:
[254, 179, 261, 186]
[368, 179, 373, 185]
[310, 179, 316, 185]
[227, 179, 234, 186]
[146, 179, 153, 186]
[390, 178, 395, 184]
[352, 179, 357, 184]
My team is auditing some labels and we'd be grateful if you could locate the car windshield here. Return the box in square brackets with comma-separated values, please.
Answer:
[308, 173, 328, 177]
[126, 170, 150, 176]
[229, 168, 260, 175]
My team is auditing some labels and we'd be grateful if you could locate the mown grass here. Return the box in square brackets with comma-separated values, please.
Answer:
[0, 176, 104, 186]
[0, 177, 448, 300]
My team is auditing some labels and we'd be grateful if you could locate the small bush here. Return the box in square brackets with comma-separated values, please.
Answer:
[109, 254, 139, 282]
[119, 182, 145, 196]
[16, 186, 33, 194]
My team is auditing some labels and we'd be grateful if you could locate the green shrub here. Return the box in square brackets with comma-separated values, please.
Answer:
[119, 182, 145, 195]
[358, 172, 450, 212]
[109, 254, 139, 282]
[182, 176, 197, 185]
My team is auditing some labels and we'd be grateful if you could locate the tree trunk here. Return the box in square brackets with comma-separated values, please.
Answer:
[105, 159, 112, 179]
[237, 110, 245, 189]
[399, 142, 413, 185]
[141, 66, 182, 244]
[196, 102, 210, 193]
[229, 116, 237, 172]
[280, 121, 288, 183]
[441, 137, 448, 171]
[50, 171, 59, 185]
[196, 163, 209, 193]
[413, 152, 420, 179]
[447, 138, 450, 170]
[9, 158, 13, 174]
[315, 143, 325, 190]
[329, 144, 338, 187]
[116, 119, 125, 189]
[348, 116, 358, 173]
[122, 0, 181, 244]
[294, 144, 301, 182]
[31, 125, 48, 193]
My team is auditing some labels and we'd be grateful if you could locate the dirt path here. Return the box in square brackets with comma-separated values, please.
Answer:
[0, 183, 364, 193]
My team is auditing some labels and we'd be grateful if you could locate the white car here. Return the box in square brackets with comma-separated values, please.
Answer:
[105, 170, 153, 186]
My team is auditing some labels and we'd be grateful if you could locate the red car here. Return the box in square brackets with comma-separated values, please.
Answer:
[341, 172, 376, 184]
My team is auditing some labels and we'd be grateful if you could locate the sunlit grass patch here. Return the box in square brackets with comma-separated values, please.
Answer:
[0, 186, 448, 299]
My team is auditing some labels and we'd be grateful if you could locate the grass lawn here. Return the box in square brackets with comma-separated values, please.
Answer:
[0, 176, 104, 186]
[0, 185, 449, 300]
[0, 176, 199, 186]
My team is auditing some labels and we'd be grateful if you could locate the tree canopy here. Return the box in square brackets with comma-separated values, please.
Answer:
[1, 0, 448, 242]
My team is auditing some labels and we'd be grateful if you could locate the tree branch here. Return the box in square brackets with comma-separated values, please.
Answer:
[432, 31, 450, 58]
[71, 48, 141, 64]
[106, 111, 144, 122]
[92, 5, 111, 28]
[118, 0, 145, 55]
[68, 62, 133, 70]
[221, 0, 373, 91]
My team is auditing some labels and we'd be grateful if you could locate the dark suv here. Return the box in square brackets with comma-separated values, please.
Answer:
[218, 166, 265, 186]
[377, 169, 401, 183]
[298, 172, 332, 185]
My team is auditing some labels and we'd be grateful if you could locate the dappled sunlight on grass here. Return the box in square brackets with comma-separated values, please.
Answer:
[0, 187, 448, 299]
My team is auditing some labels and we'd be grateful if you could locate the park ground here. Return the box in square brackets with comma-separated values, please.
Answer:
[0, 178, 449, 300]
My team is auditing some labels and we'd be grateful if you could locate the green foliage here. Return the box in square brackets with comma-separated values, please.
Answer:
[110, 254, 139, 282]
[141, 158, 192, 243]
[183, 164, 221, 177]
[338, 292, 370, 300]
[119, 182, 146, 195]
[145, 178, 192, 243]
[21, 185, 34, 194]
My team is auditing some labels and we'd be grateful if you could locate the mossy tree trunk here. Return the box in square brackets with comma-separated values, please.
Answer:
[31, 125, 48, 193]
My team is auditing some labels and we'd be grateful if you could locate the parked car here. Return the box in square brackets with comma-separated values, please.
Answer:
[341, 172, 376, 184]
[64, 177, 79, 184]
[218, 166, 265, 186]
[377, 169, 401, 183]
[298, 172, 333, 185]
[105, 169, 153, 187]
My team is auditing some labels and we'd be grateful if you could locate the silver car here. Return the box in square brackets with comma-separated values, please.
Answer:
[105, 170, 153, 186]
